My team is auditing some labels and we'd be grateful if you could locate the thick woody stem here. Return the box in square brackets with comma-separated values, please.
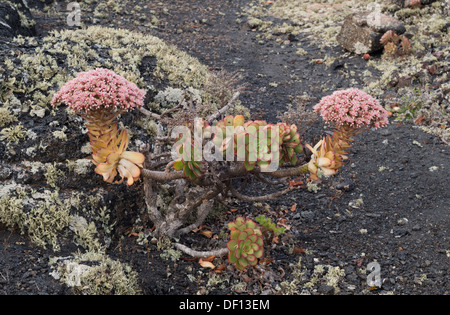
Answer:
[229, 184, 293, 202]
[174, 243, 229, 258]
[141, 162, 310, 182]
[175, 199, 215, 236]
[141, 169, 185, 181]
[263, 163, 310, 178]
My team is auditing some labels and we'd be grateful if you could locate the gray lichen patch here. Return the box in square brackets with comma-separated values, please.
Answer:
[241, 0, 384, 48]
[0, 106, 17, 128]
[275, 256, 349, 295]
[0, 123, 27, 144]
[0, 25, 213, 123]
[363, 2, 449, 142]
[0, 189, 70, 251]
[49, 250, 141, 295]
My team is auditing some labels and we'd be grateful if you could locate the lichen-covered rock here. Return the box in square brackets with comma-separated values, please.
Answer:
[337, 12, 406, 54]
[0, 0, 35, 37]
[0, 25, 218, 255]
[389, 0, 439, 7]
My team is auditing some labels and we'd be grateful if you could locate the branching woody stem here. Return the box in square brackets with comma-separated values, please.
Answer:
[207, 91, 241, 123]
[174, 243, 229, 258]
[141, 168, 185, 181]
[140, 162, 310, 182]
[139, 107, 160, 119]
[263, 163, 310, 178]
[229, 184, 293, 202]
[140, 94, 185, 120]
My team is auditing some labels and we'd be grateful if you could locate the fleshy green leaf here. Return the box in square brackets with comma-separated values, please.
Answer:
[238, 231, 248, 241]
[233, 115, 245, 127]
[228, 251, 238, 264]
[290, 154, 298, 166]
[254, 248, 264, 259]
[245, 220, 257, 229]
[224, 115, 234, 126]
[227, 239, 238, 251]
[294, 144, 303, 154]
[173, 159, 184, 171]
[244, 160, 255, 171]
[239, 258, 248, 268]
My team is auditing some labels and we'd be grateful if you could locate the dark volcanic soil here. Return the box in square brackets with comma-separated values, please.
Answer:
[0, 0, 448, 295]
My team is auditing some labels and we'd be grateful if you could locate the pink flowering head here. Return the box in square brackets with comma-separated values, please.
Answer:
[51, 68, 145, 115]
[313, 88, 389, 129]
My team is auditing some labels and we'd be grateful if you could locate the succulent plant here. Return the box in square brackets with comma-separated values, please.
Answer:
[308, 88, 389, 180]
[380, 30, 399, 46]
[52, 68, 146, 185]
[380, 30, 412, 58]
[277, 122, 303, 166]
[399, 35, 412, 55]
[172, 121, 206, 180]
[91, 124, 145, 186]
[255, 214, 286, 237]
[172, 145, 204, 181]
[306, 136, 343, 181]
[227, 217, 264, 271]
[313, 88, 389, 130]
[213, 115, 303, 171]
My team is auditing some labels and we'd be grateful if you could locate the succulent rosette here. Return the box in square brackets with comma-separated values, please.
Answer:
[227, 217, 264, 270]
[51, 68, 146, 117]
[213, 115, 303, 171]
[276, 122, 303, 166]
[313, 88, 388, 130]
[307, 88, 389, 180]
[172, 138, 205, 181]
[52, 68, 146, 185]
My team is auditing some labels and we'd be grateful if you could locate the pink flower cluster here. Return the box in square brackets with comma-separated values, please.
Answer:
[313, 88, 389, 129]
[51, 68, 145, 114]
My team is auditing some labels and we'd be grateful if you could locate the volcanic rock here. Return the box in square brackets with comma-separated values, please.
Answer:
[337, 11, 406, 54]
[0, 0, 35, 37]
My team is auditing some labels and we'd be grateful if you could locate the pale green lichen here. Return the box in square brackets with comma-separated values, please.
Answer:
[0, 124, 27, 144]
[296, 48, 308, 56]
[52, 127, 68, 141]
[0, 190, 70, 251]
[160, 248, 182, 262]
[29, 105, 47, 118]
[50, 250, 141, 295]
[0, 76, 17, 103]
[0, 194, 26, 232]
[22, 160, 45, 174]
[73, 159, 93, 175]
[307, 182, 321, 193]
[243, 0, 384, 48]
[25, 192, 71, 251]
[69, 215, 101, 252]
[0, 106, 17, 128]
[44, 163, 64, 189]
[80, 142, 92, 155]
